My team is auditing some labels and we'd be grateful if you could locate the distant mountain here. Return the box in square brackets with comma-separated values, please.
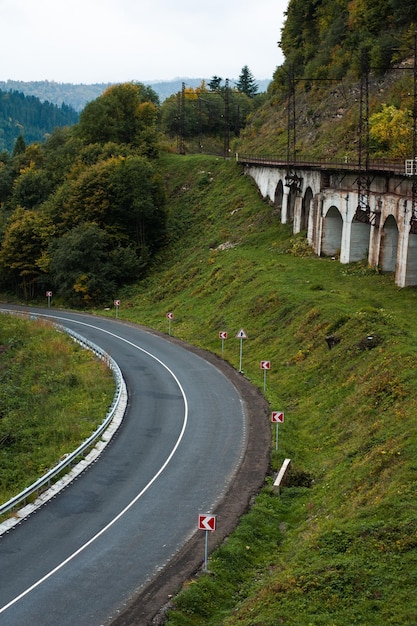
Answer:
[0, 81, 111, 113]
[0, 89, 79, 153]
[0, 78, 271, 112]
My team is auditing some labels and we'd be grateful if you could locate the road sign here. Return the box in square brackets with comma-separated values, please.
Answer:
[236, 329, 247, 371]
[198, 514, 216, 531]
[166, 312, 174, 319]
[46, 291, 52, 297]
[271, 411, 284, 423]
[260, 360, 271, 370]
[219, 331, 228, 339]
[114, 299, 120, 306]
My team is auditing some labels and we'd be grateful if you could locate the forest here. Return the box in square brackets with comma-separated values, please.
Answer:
[0, 90, 78, 153]
[277, 0, 417, 82]
[0, 83, 164, 304]
[0, 67, 264, 305]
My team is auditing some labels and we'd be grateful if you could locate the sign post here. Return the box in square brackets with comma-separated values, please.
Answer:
[46, 291, 52, 308]
[166, 311, 174, 335]
[219, 331, 227, 357]
[114, 299, 120, 318]
[260, 360, 271, 391]
[271, 411, 284, 451]
[198, 514, 216, 571]
[236, 329, 247, 372]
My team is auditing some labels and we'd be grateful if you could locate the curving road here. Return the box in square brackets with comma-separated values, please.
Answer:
[0, 307, 269, 625]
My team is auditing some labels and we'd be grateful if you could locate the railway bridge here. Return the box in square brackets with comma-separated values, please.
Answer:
[237, 155, 417, 287]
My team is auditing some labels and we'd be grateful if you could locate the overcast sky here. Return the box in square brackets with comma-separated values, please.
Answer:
[0, 0, 288, 84]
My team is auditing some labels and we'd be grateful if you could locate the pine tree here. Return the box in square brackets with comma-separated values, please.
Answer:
[208, 76, 223, 91]
[12, 134, 26, 157]
[236, 66, 258, 98]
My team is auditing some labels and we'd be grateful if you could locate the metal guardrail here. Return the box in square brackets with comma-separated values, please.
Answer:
[0, 313, 126, 517]
[236, 153, 408, 175]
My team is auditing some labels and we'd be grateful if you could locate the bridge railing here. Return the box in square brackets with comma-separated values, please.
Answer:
[236, 154, 407, 175]
[0, 312, 126, 518]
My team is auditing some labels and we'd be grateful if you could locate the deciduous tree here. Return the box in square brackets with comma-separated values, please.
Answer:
[77, 83, 159, 156]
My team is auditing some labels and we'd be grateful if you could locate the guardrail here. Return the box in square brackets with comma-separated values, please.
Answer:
[236, 153, 408, 175]
[0, 312, 127, 518]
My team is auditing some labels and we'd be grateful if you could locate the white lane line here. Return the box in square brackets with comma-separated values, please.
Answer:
[0, 313, 188, 616]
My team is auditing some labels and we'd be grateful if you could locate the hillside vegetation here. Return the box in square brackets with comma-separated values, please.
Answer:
[87, 154, 417, 625]
[0, 315, 114, 505]
[236, 0, 417, 160]
[0, 89, 78, 154]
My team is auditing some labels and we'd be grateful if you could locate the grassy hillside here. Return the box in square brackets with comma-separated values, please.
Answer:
[0, 315, 114, 505]
[99, 153, 417, 624]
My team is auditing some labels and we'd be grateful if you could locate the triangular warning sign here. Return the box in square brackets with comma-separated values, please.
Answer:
[236, 328, 247, 339]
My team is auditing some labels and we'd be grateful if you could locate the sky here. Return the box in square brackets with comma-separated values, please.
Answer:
[0, 0, 288, 84]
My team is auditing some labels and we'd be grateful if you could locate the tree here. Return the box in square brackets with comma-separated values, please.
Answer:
[12, 166, 53, 209]
[236, 66, 258, 98]
[48, 222, 141, 306]
[42, 154, 166, 263]
[12, 134, 26, 157]
[0, 207, 52, 299]
[369, 104, 412, 157]
[208, 76, 223, 91]
[76, 83, 159, 156]
[107, 156, 166, 253]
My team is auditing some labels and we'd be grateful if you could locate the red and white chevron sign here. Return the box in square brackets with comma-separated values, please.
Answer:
[198, 514, 216, 531]
[260, 360, 271, 370]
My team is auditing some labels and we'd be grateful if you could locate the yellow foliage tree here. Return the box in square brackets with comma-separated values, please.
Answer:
[369, 104, 413, 158]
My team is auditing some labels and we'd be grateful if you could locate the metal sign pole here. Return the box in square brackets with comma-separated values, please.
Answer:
[166, 312, 174, 335]
[198, 513, 216, 571]
[204, 529, 209, 571]
[239, 338, 243, 371]
[271, 412, 284, 451]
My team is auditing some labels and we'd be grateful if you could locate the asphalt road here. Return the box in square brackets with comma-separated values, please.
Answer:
[0, 308, 257, 626]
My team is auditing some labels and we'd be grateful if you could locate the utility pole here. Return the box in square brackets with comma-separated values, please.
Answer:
[286, 70, 296, 166]
[285, 69, 303, 194]
[410, 31, 417, 233]
[353, 47, 378, 225]
[177, 82, 185, 155]
[223, 78, 230, 158]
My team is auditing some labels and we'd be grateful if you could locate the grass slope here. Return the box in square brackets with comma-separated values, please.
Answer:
[0, 315, 115, 505]
[106, 153, 416, 624]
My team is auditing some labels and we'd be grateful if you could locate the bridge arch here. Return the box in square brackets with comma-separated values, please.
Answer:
[379, 215, 398, 273]
[404, 231, 417, 285]
[321, 205, 343, 257]
[349, 219, 371, 262]
[286, 187, 296, 223]
[274, 179, 284, 218]
[241, 158, 417, 286]
[301, 186, 313, 232]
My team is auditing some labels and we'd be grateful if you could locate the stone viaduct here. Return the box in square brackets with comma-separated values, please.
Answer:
[237, 155, 417, 288]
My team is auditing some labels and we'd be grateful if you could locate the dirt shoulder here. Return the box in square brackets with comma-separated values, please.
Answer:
[110, 335, 271, 626]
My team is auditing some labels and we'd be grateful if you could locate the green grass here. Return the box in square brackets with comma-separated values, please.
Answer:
[0, 314, 115, 505]
[92, 153, 417, 625]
